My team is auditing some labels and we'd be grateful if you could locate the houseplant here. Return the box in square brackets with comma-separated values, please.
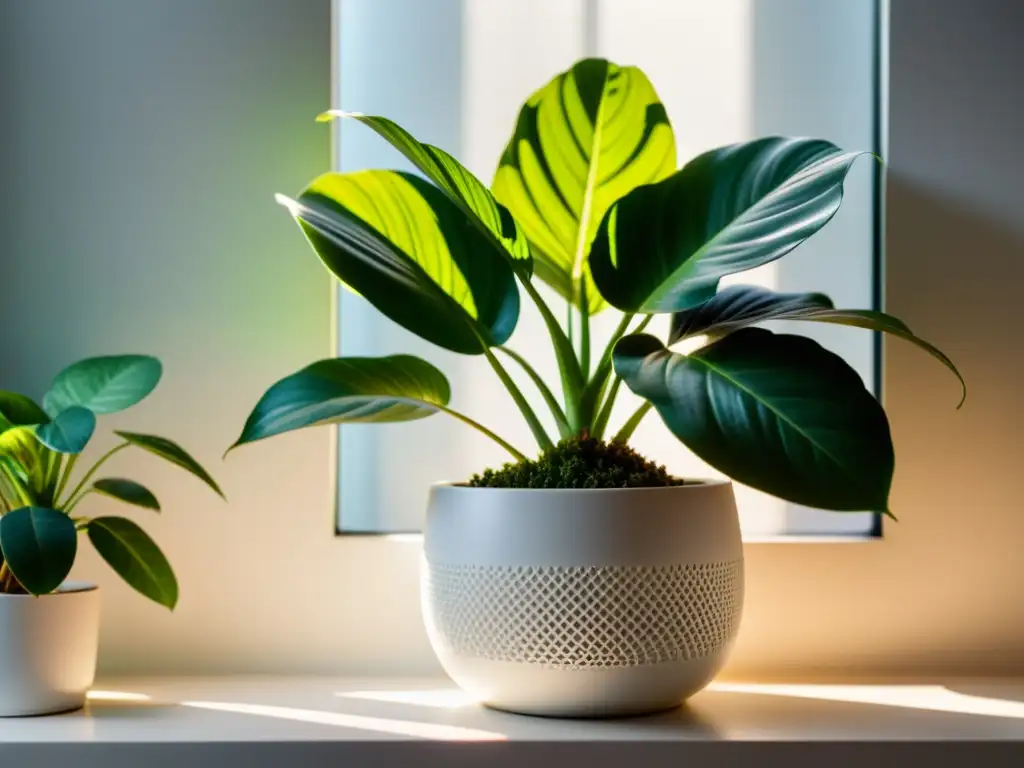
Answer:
[230, 58, 963, 716]
[0, 354, 222, 716]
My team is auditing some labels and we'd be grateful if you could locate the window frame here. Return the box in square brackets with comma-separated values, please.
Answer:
[332, 0, 888, 540]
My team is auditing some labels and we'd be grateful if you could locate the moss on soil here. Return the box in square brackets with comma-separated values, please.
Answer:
[467, 435, 685, 489]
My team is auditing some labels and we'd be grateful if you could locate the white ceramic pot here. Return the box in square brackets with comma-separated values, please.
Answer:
[422, 481, 743, 718]
[0, 582, 100, 716]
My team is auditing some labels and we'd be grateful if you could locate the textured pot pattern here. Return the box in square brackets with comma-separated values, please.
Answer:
[422, 482, 744, 717]
[0, 583, 100, 717]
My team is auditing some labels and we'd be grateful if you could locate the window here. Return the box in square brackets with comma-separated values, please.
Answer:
[335, 0, 883, 537]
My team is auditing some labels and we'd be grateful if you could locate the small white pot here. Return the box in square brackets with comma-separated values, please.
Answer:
[422, 481, 744, 717]
[0, 583, 100, 716]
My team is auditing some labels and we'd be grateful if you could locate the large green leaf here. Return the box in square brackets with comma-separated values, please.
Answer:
[87, 516, 177, 609]
[669, 285, 966, 406]
[35, 406, 96, 455]
[93, 478, 161, 512]
[0, 506, 77, 595]
[114, 431, 224, 499]
[278, 170, 519, 355]
[614, 329, 894, 511]
[493, 58, 676, 311]
[0, 392, 49, 432]
[43, 355, 163, 417]
[590, 138, 867, 313]
[318, 112, 531, 276]
[230, 355, 450, 449]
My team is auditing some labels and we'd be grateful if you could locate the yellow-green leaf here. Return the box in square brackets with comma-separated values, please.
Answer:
[493, 58, 676, 312]
[317, 112, 532, 275]
[278, 170, 519, 355]
[0, 426, 59, 503]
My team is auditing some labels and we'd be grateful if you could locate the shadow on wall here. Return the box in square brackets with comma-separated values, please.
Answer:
[886, 175, 1023, 409]
[881, 175, 1024, 674]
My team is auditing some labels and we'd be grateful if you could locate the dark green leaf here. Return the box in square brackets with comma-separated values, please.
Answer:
[669, 285, 965, 406]
[35, 406, 96, 454]
[318, 111, 532, 276]
[492, 58, 676, 311]
[93, 478, 160, 512]
[0, 506, 77, 594]
[590, 138, 868, 313]
[230, 355, 450, 449]
[614, 329, 894, 511]
[114, 431, 223, 499]
[87, 516, 177, 609]
[670, 285, 833, 341]
[44, 355, 162, 416]
[277, 170, 519, 355]
[0, 392, 49, 431]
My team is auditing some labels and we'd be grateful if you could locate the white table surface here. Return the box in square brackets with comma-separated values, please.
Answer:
[2, 676, 1023, 766]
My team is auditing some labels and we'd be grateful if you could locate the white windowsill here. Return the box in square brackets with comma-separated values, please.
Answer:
[373, 533, 883, 545]
[3, 676, 1022, 767]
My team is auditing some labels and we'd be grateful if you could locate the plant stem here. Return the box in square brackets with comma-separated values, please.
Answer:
[602, 313, 635, 368]
[0, 561, 22, 594]
[520, 277, 585, 432]
[591, 377, 623, 439]
[435, 405, 527, 462]
[579, 296, 591, 380]
[483, 347, 554, 451]
[496, 347, 571, 438]
[613, 402, 653, 444]
[570, 90, 605, 380]
[588, 315, 654, 437]
[60, 442, 130, 510]
[53, 453, 78, 506]
[579, 312, 644, 429]
[64, 489, 93, 515]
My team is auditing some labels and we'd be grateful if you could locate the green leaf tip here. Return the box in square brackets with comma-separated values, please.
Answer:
[229, 356, 451, 451]
[114, 431, 225, 501]
[88, 516, 178, 609]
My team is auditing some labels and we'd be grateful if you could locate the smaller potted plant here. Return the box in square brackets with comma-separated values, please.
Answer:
[0, 355, 222, 716]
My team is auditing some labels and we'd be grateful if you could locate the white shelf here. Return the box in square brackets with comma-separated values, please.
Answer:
[2, 676, 1023, 766]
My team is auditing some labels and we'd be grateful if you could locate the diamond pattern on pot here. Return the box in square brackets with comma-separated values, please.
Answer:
[424, 560, 743, 669]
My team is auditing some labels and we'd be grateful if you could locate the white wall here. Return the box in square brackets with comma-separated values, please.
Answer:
[0, 0, 347, 674]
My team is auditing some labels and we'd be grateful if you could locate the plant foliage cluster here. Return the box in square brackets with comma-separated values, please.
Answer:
[4, 59, 965, 606]
[0, 356, 222, 606]
[231, 58, 963, 511]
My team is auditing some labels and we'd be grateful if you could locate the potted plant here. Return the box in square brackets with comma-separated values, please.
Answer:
[230, 59, 963, 717]
[0, 355, 222, 716]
